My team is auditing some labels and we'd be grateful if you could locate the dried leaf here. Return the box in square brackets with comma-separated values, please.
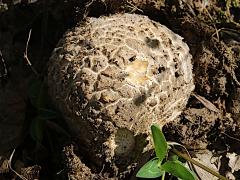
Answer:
[192, 93, 220, 113]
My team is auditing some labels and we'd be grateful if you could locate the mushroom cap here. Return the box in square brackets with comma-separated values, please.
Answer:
[48, 13, 194, 167]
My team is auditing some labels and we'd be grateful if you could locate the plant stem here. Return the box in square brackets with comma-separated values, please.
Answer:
[161, 171, 165, 180]
[172, 148, 229, 180]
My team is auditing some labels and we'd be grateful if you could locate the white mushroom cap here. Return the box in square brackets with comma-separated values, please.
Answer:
[48, 13, 194, 167]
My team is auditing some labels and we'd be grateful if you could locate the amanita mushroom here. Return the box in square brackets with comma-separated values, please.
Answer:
[48, 13, 194, 170]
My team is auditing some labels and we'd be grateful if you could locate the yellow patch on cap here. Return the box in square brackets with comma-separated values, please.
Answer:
[125, 59, 150, 85]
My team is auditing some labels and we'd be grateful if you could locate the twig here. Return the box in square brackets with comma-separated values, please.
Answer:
[172, 148, 229, 180]
[24, 29, 39, 77]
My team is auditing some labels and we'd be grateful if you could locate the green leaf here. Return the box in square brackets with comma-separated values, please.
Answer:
[30, 117, 46, 143]
[162, 160, 196, 180]
[170, 154, 179, 161]
[28, 79, 41, 107]
[28, 79, 48, 109]
[38, 108, 58, 120]
[136, 158, 163, 178]
[151, 124, 167, 162]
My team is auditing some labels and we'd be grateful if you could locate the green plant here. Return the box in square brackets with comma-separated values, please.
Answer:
[28, 78, 69, 146]
[28, 79, 55, 144]
[136, 124, 196, 180]
[136, 124, 229, 180]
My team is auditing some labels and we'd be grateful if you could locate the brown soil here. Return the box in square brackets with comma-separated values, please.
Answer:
[0, 0, 240, 179]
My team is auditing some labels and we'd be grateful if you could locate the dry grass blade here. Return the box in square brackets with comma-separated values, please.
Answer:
[24, 29, 39, 77]
[83, 0, 96, 19]
[192, 93, 220, 113]
[8, 149, 28, 180]
[172, 149, 229, 180]
[126, 1, 143, 13]
[223, 133, 240, 143]
[168, 142, 202, 180]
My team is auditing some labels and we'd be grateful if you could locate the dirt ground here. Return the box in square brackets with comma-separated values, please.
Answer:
[0, 0, 240, 179]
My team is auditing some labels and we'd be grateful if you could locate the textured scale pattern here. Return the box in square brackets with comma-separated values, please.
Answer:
[48, 13, 194, 166]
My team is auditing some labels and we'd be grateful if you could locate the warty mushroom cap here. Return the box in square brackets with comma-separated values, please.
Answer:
[48, 13, 194, 167]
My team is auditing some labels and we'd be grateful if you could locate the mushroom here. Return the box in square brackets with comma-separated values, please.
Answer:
[48, 13, 194, 170]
